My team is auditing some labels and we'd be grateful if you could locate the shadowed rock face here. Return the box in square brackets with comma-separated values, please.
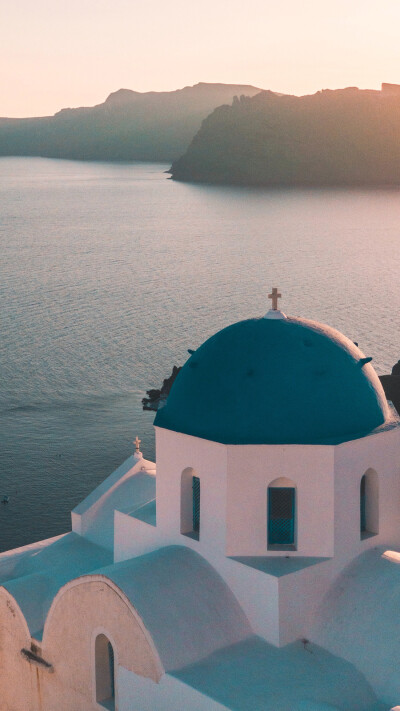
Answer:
[142, 365, 181, 411]
[380, 363, 400, 415]
[170, 86, 400, 186]
[0, 83, 262, 163]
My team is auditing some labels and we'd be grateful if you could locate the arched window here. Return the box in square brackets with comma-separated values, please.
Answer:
[268, 478, 296, 548]
[181, 468, 200, 540]
[360, 469, 379, 538]
[95, 634, 115, 709]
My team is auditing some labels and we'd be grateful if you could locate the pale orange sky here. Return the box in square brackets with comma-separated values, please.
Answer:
[1, 0, 400, 117]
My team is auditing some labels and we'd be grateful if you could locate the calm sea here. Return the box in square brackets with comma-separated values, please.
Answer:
[1, 157, 400, 551]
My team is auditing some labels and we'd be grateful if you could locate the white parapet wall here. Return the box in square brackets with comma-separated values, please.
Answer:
[72, 453, 156, 550]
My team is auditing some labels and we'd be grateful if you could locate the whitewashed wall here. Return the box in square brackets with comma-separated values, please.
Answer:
[225, 443, 334, 557]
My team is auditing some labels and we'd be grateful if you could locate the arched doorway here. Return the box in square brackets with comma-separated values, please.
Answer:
[95, 633, 115, 709]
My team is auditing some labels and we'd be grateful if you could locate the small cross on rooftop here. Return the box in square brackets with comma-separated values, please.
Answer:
[268, 287, 282, 311]
[134, 435, 141, 453]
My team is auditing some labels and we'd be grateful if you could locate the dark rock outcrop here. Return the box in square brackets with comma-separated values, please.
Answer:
[171, 85, 400, 186]
[142, 366, 181, 411]
[380, 361, 400, 414]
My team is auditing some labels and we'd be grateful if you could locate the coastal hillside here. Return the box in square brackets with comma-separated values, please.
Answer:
[0, 83, 262, 163]
[170, 84, 400, 185]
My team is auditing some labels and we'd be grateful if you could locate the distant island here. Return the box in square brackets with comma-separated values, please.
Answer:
[5, 81, 400, 185]
[0, 83, 262, 163]
[170, 83, 400, 186]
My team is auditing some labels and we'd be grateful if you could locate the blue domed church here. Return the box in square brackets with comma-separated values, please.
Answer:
[1, 293, 400, 711]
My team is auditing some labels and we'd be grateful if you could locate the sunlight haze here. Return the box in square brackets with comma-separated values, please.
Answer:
[1, 0, 400, 116]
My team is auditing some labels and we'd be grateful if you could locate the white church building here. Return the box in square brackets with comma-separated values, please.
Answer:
[1, 293, 400, 711]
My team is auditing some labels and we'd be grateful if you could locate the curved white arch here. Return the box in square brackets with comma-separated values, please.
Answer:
[42, 574, 164, 679]
[0, 586, 32, 641]
[268, 476, 297, 489]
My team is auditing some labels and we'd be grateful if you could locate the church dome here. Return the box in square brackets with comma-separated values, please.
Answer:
[154, 314, 391, 445]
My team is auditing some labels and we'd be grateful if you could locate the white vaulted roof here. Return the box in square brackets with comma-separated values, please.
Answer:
[89, 545, 252, 671]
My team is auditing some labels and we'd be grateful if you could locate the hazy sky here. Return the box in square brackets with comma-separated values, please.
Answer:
[1, 0, 400, 117]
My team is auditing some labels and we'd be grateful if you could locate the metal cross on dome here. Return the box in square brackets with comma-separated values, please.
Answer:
[268, 287, 282, 311]
[134, 435, 141, 453]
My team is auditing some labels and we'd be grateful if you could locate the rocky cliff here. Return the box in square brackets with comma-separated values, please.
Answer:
[0, 83, 262, 163]
[170, 85, 400, 186]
